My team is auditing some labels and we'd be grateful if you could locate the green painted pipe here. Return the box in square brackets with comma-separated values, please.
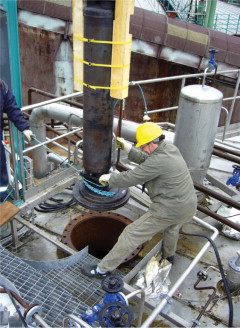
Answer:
[205, 0, 217, 29]
[196, 0, 206, 26]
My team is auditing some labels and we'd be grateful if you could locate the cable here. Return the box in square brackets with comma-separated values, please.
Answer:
[34, 195, 76, 213]
[180, 230, 234, 327]
[136, 83, 149, 120]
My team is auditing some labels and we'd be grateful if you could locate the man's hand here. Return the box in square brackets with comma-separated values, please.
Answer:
[99, 174, 111, 186]
[116, 137, 132, 153]
[23, 130, 35, 142]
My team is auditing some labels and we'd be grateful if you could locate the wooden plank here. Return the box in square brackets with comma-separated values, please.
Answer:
[0, 202, 20, 227]
[72, 0, 85, 91]
[110, 0, 135, 99]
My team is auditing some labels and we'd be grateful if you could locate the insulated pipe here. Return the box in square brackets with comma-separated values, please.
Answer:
[29, 104, 83, 178]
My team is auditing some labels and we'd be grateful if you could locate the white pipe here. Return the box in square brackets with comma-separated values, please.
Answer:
[141, 216, 219, 328]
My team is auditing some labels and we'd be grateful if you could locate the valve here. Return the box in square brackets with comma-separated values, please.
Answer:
[102, 276, 127, 306]
[101, 275, 123, 293]
[81, 304, 102, 326]
[81, 276, 128, 326]
[207, 49, 218, 72]
[98, 302, 134, 328]
[226, 165, 240, 190]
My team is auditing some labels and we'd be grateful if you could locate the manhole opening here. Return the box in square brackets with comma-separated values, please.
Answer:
[61, 212, 143, 263]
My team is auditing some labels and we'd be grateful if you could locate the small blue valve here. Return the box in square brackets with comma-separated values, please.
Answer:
[206, 49, 219, 72]
[226, 165, 240, 189]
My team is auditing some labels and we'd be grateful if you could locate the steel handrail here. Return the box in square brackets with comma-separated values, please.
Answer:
[141, 216, 219, 328]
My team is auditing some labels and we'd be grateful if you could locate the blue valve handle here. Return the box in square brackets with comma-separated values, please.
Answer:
[226, 165, 240, 188]
[208, 49, 219, 70]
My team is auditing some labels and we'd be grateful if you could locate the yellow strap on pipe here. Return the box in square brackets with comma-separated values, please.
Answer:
[74, 77, 129, 90]
[74, 56, 130, 68]
[73, 34, 132, 45]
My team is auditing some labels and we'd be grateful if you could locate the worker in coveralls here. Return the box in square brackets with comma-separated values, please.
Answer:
[81, 122, 197, 277]
[0, 79, 33, 202]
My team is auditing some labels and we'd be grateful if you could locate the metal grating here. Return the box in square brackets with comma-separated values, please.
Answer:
[0, 245, 122, 327]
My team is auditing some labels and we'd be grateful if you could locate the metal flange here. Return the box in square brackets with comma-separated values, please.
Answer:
[73, 180, 130, 211]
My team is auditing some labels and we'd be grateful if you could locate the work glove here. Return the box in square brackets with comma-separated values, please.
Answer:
[116, 137, 132, 153]
[99, 174, 111, 186]
[23, 129, 35, 142]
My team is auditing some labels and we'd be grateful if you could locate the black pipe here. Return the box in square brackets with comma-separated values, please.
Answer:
[83, 2, 115, 178]
[197, 204, 240, 232]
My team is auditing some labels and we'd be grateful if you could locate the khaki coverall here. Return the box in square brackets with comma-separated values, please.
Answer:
[98, 141, 197, 272]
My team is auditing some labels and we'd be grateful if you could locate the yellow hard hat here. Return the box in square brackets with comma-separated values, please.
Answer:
[136, 122, 163, 147]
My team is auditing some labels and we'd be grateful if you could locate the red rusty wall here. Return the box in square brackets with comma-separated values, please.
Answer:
[124, 53, 195, 124]
[19, 23, 62, 106]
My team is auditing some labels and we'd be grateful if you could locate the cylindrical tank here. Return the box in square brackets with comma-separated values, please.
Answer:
[174, 85, 223, 184]
[226, 250, 240, 292]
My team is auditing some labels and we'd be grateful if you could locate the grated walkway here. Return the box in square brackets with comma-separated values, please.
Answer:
[0, 245, 123, 327]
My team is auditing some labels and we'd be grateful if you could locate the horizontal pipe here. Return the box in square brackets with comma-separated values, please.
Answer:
[214, 144, 240, 157]
[197, 204, 240, 232]
[212, 149, 240, 164]
[194, 182, 240, 210]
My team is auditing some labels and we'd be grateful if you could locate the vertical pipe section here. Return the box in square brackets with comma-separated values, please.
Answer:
[83, 2, 115, 178]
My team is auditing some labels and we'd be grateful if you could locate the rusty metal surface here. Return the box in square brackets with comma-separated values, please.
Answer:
[83, 4, 114, 175]
[18, 23, 61, 105]
[61, 211, 141, 262]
